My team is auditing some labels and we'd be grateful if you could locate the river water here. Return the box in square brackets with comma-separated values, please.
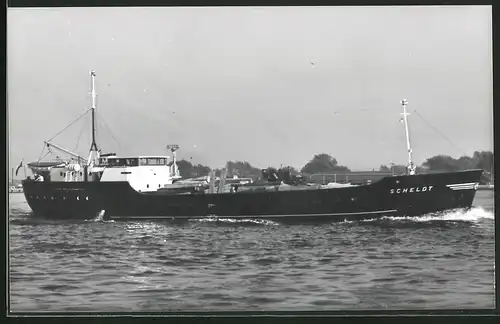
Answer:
[8, 190, 495, 312]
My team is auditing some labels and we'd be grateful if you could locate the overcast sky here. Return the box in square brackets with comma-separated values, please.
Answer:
[7, 6, 492, 173]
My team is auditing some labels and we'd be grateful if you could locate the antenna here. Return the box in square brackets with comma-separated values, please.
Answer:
[400, 99, 416, 175]
[167, 144, 180, 176]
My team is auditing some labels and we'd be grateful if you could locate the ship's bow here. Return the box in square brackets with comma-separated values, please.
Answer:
[375, 169, 483, 216]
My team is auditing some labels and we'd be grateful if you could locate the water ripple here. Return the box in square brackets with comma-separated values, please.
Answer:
[8, 192, 495, 312]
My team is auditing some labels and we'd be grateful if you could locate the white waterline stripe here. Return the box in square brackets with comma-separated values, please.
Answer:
[110, 209, 399, 219]
[447, 185, 475, 189]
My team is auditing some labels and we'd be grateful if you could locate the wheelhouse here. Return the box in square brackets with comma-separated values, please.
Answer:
[100, 156, 171, 167]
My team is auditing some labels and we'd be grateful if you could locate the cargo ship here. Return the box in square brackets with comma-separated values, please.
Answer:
[21, 71, 483, 223]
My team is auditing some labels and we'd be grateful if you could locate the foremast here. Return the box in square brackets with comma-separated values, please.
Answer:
[400, 99, 416, 175]
[87, 70, 100, 167]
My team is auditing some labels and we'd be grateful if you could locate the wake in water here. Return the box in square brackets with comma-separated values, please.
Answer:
[10, 207, 493, 227]
[190, 207, 493, 227]
[379, 207, 492, 222]
[190, 216, 279, 227]
[338, 207, 494, 229]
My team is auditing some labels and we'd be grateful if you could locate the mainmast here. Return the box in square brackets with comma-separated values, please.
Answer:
[400, 99, 416, 175]
[88, 70, 99, 166]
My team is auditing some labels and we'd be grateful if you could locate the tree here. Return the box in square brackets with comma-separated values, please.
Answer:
[422, 155, 461, 172]
[192, 164, 211, 177]
[176, 159, 211, 178]
[379, 164, 391, 172]
[473, 150, 493, 173]
[422, 151, 494, 183]
[300, 153, 351, 175]
[456, 156, 475, 169]
[176, 159, 194, 178]
[423, 151, 493, 173]
[226, 161, 262, 179]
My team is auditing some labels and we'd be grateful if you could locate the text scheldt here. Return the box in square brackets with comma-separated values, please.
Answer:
[390, 186, 434, 194]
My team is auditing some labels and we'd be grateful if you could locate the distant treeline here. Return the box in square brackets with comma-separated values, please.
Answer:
[177, 150, 494, 184]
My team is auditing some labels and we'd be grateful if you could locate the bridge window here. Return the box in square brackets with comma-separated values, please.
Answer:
[146, 158, 167, 165]
[107, 158, 139, 167]
[125, 158, 139, 166]
[105, 157, 168, 167]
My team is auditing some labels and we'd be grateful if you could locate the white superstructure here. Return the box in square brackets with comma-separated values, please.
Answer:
[99, 155, 181, 192]
[43, 155, 181, 192]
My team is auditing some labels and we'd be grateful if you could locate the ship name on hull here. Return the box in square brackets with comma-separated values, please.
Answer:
[390, 186, 434, 194]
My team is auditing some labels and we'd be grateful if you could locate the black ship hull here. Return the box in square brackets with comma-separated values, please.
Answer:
[21, 170, 483, 224]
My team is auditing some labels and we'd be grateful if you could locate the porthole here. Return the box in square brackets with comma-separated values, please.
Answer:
[60, 172, 63, 176]
[147, 184, 149, 188]
[35, 196, 39, 199]
[43, 196, 46, 200]
[63, 196, 67, 200]
[80, 172, 83, 176]
[85, 196, 89, 200]
[76, 196, 80, 201]
[89, 172, 92, 176]
[158, 184, 160, 188]
[50, 196, 54, 200]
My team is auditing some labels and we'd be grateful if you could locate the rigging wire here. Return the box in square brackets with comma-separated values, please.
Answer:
[413, 109, 466, 156]
[37, 150, 52, 163]
[73, 114, 88, 153]
[37, 144, 46, 162]
[36, 108, 91, 163]
[97, 113, 122, 150]
[46, 108, 91, 143]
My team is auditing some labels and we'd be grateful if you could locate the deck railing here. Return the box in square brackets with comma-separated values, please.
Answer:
[308, 172, 395, 185]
